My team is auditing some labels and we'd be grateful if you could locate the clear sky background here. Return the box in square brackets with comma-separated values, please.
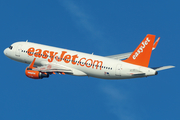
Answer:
[0, 0, 179, 120]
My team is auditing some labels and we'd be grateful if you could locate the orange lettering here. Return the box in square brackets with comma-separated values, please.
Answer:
[34, 49, 42, 58]
[48, 51, 58, 62]
[71, 55, 78, 65]
[27, 47, 103, 70]
[64, 55, 71, 63]
[79, 58, 86, 66]
[92, 60, 103, 70]
[85, 59, 93, 68]
[55, 51, 67, 62]
[42, 50, 49, 59]
[27, 47, 35, 56]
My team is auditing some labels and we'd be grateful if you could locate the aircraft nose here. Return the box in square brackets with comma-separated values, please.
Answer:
[4, 48, 8, 56]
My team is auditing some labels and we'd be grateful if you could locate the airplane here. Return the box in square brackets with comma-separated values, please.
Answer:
[3, 34, 175, 80]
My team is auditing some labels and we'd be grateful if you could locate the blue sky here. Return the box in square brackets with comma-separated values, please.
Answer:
[0, 0, 179, 120]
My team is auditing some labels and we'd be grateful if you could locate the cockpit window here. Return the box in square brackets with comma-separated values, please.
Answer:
[9, 46, 13, 50]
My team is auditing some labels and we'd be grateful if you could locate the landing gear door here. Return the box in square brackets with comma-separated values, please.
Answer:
[15, 44, 22, 57]
[115, 64, 122, 76]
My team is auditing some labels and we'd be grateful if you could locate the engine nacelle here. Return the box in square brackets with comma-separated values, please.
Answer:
[25, 67, 49, 79]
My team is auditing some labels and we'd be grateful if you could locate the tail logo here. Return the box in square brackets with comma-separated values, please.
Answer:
[133, 37, 150, 59]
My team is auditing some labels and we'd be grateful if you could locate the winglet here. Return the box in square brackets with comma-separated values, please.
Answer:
[123, 34, 156, 67]
[152, 37, 160, 50]
[28, 58, 36, 69]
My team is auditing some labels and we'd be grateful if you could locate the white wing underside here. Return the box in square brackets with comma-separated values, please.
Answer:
[32, 62, 87, 76]
[32, 63, 72, 73]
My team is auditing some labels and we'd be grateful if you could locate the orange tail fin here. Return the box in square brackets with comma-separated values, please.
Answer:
[123, 34, 156, 67]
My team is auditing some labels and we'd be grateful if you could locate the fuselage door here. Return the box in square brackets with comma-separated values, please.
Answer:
[15, 44, 22, 57]
[115, 64, 122, 76]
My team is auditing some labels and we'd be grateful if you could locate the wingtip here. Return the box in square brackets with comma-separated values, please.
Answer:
[152, 37, 160, 50]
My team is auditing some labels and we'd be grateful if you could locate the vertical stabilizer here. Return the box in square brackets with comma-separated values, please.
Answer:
[123, 34, 156, 67]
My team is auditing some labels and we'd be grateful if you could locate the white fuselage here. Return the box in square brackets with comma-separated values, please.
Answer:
[4, 41, 157, 79]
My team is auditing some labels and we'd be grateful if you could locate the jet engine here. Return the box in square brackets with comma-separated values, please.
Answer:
[25, 67, 49, 79]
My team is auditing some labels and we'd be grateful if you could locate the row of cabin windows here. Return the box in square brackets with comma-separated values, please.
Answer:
[21, 50, 113, 70]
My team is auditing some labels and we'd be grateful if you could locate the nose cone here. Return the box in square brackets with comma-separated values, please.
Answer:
[4, 48, 8, 56]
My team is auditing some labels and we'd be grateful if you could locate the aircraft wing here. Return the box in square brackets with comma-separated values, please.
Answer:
[28, 59, 86, 76]
[106, 37, 160, 60]
[106, 52, 132, 60]
[32, 63, 72, 74]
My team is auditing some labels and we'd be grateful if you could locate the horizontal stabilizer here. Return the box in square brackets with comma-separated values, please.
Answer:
[152, 66, 175, 71]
